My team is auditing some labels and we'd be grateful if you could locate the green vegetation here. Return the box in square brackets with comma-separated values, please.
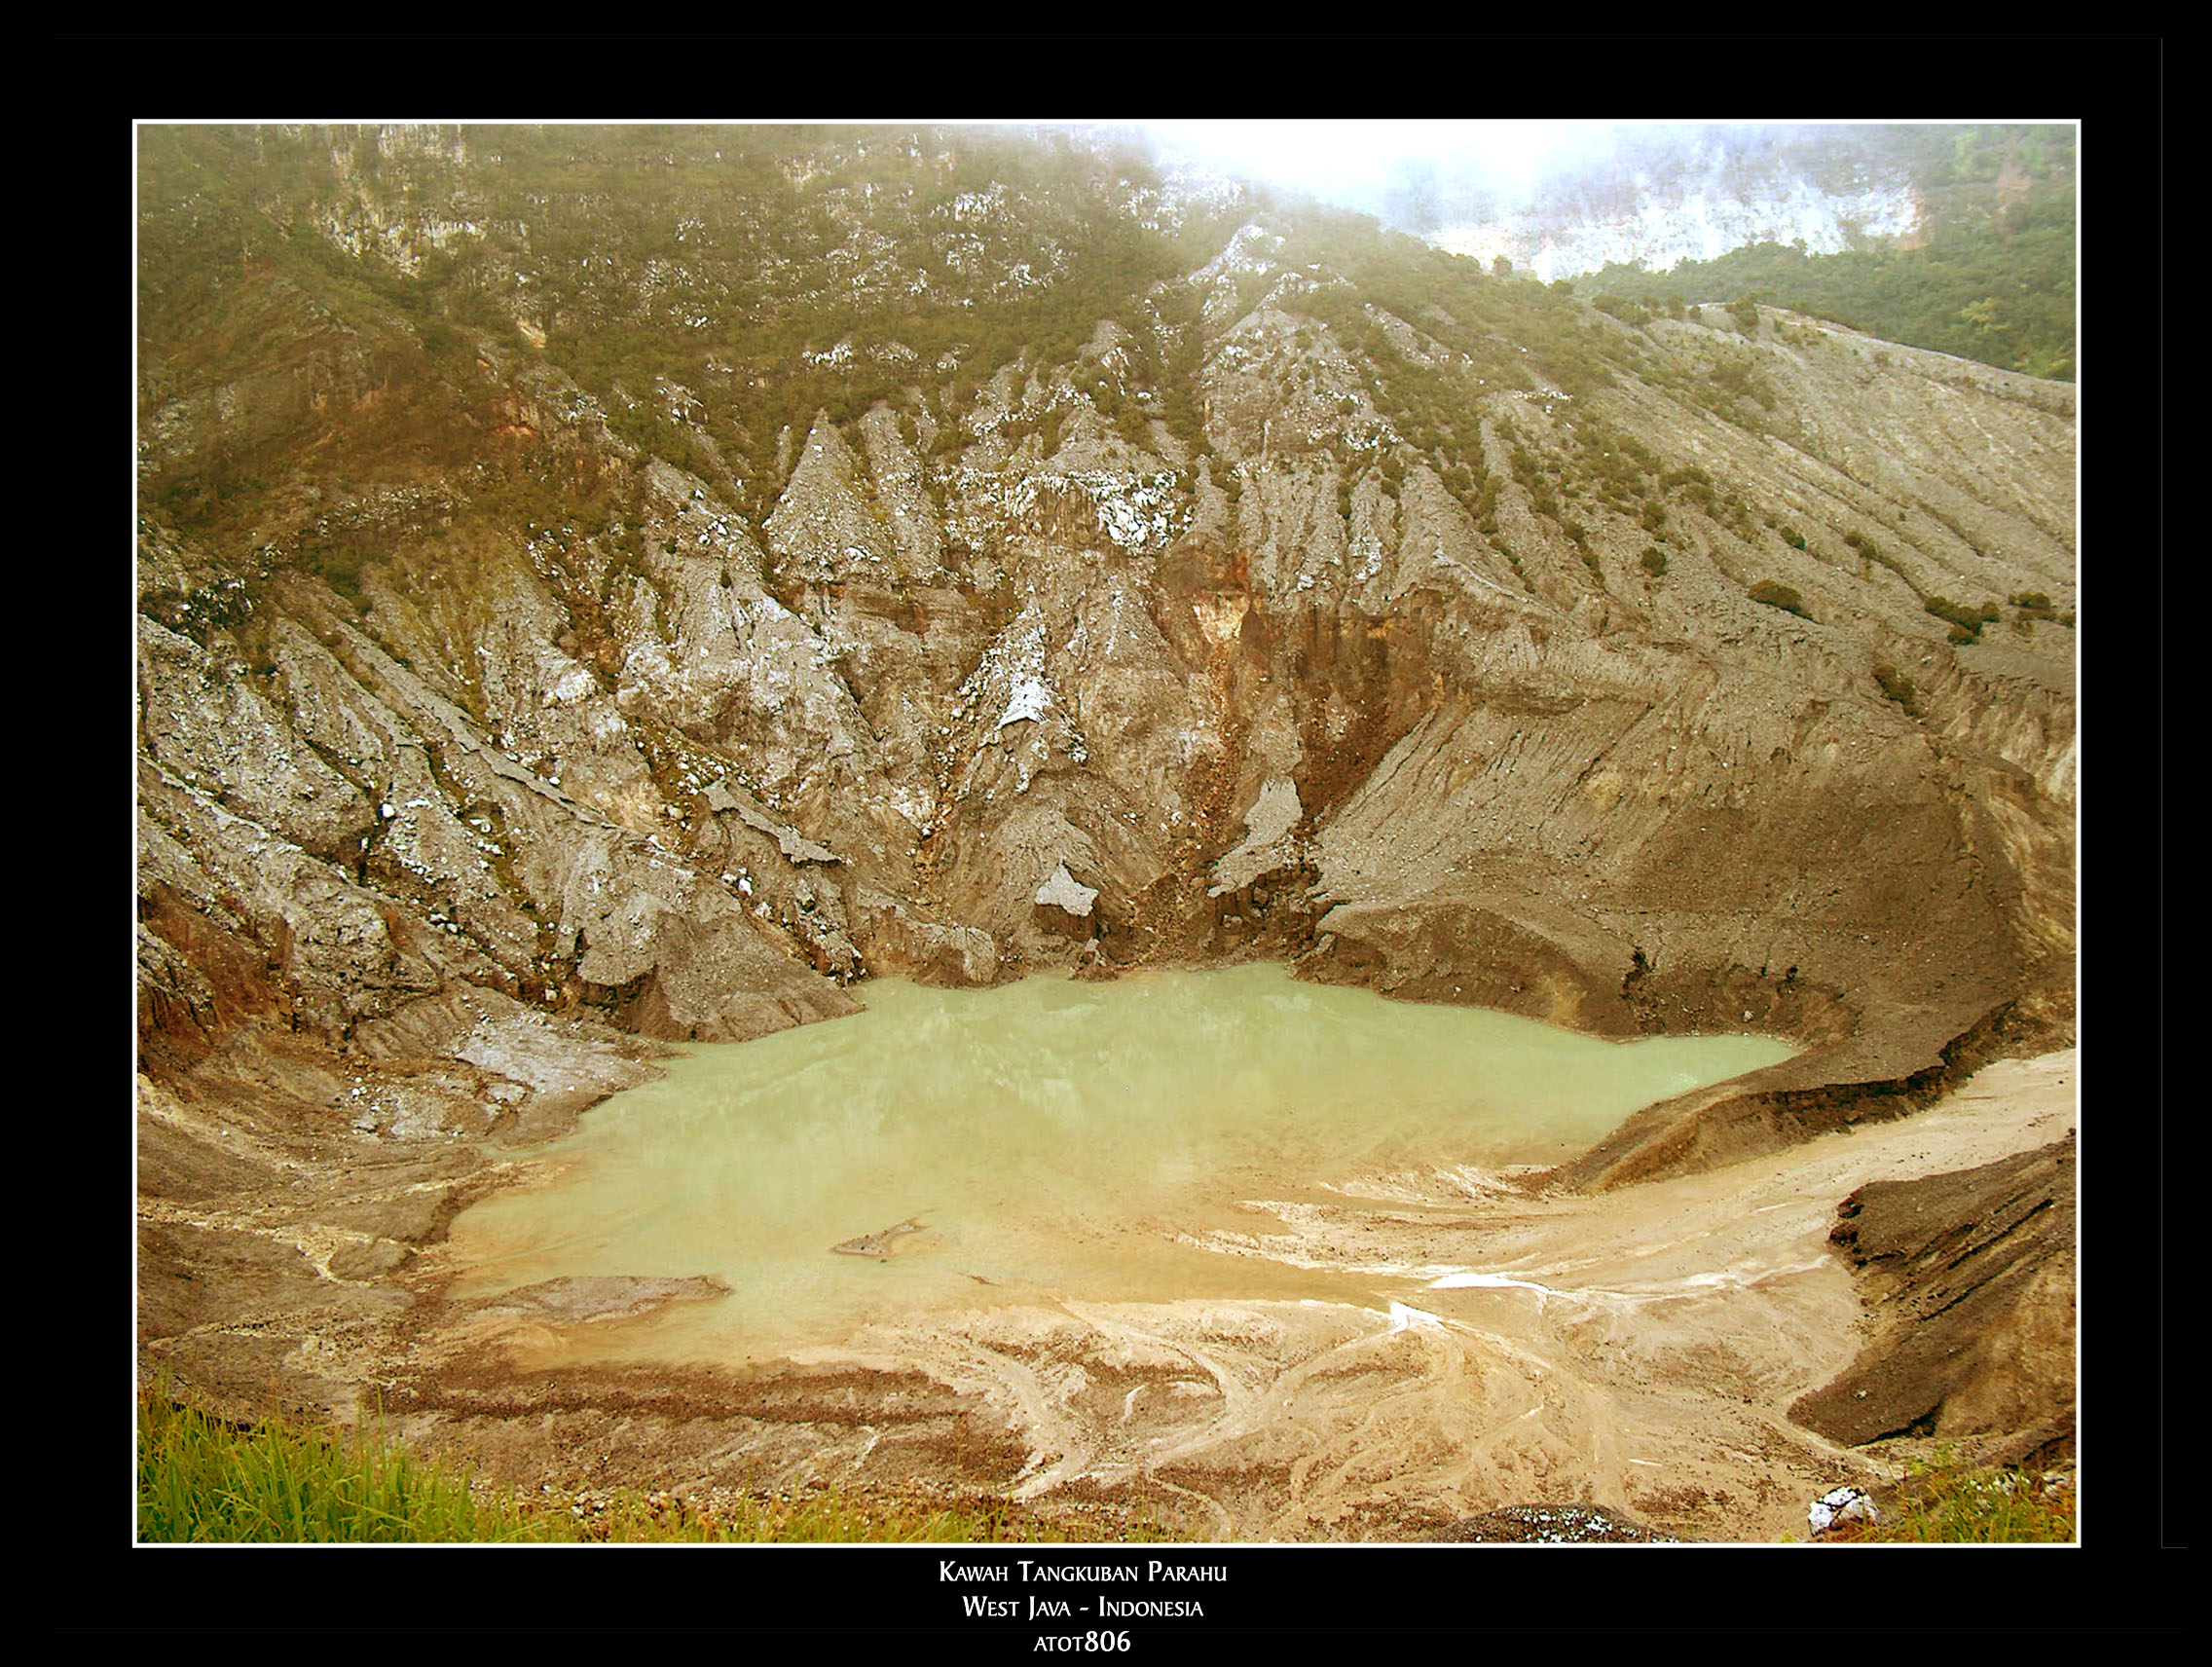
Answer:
[2007, 590, 2072, 632]
[1274, 203, 1644, 410]
[1590, 292, 1653, 328]
[1822, 1452, 2074, 1544]
[1923, 593, 2002, 644]
[2008, 589, 2071, 632]
[1661, 463, 1718, 518]
[1577, 210, 2074, 380]
[138, 1375, 554, 1542]
[1640, 545, 1668, 576]
[138, 123, 1248, 543]
[136, 119, 2071, 631]
[1706, 349, 1776, 411]
[1573, 128, 2074, 379]
[130, 122, 1756, 576]
[1749, 579, 1812, 619]
[1840, 1476, 2073, 1542]
[137, 1374, 1184, 1543]
[1871, 663, 1920, 716]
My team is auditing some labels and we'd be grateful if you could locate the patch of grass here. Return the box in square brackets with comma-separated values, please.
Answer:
[1923, 593, 2003, 644]
[137, 1374, 556, 1543]
[137, 1373, 1187, 1543]
[1827, 1463, 2075, 1544]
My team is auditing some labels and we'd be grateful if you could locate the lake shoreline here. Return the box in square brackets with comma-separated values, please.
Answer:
[372, 1033, 2072, 1542]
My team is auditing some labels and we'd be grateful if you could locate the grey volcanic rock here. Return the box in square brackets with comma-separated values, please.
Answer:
[138, 190, 2075, 1093]
[138, 618, 377, 863]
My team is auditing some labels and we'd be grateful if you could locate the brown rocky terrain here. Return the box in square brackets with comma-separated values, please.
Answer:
[1790, 1127, 2076, 1451]
[133, 124, 2077, 1540]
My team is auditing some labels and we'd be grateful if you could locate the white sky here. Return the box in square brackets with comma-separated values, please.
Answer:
[1135, 120, 1630, 207]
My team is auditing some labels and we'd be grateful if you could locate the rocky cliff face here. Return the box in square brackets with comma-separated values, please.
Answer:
[1789, 1132, 2076, 1449]
[133, 125, 2077, 1430]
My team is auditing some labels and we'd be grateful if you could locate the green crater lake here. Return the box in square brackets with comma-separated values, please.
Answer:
[446, 963, 1794, 1363]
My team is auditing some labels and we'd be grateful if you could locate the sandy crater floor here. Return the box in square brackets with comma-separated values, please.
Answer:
[404, 1052, 2076, 1542]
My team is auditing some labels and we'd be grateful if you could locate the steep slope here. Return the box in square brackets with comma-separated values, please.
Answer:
[133, 125, 2077, 1477]
[1789, 1130, 2076, 1448]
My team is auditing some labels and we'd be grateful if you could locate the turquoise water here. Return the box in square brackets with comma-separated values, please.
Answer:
[445, 963, 1793, 1362]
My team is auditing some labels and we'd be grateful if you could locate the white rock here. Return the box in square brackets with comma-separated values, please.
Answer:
[1035, 863, 1098, 916]
[1808, 1486, 1878, 1534]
